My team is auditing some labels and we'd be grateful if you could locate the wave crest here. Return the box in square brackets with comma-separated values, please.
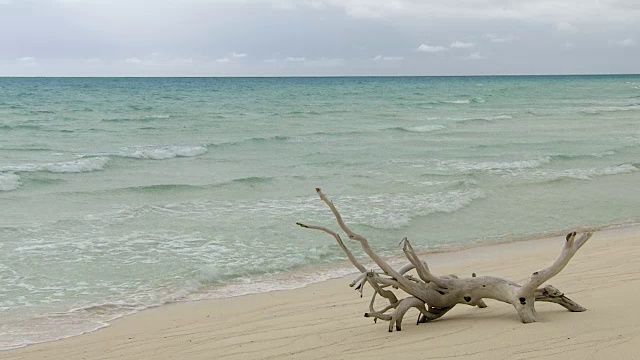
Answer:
[454, 114, 512, 124]
[580, 104, 640, 115]
[529, 164, 638, 181]
[331, 189, 485, 230]
[442, 98, 484, 104]
[115, 146, 208, 160]
[434, 157, 552, 174]
[384, 125, 445, 133]
[0, 157, 110, 174]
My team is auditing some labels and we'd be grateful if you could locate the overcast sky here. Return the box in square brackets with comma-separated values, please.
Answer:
[1, 0, 639, 76]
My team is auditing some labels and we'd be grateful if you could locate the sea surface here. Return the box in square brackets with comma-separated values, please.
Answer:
[1, 75, 639, 349]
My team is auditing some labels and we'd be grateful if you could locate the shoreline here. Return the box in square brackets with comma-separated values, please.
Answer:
[3, 220, 636, 352]
[4, 224, 640, 359]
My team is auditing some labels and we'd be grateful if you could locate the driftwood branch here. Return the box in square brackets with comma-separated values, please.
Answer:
[297, 188, 593, 331]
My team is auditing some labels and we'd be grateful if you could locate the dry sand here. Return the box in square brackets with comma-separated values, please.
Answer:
[4, 226, 640, 360]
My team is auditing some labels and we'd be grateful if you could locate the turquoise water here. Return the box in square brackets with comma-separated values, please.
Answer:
[1, 75, 639, 349]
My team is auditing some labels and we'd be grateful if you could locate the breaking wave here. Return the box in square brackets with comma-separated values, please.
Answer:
[0, 157, 110, 174]
[384, 124, 446, 133]
[527, 164, 638, 181]
[453, 114, 512, 124]
[579, 104, 640, 115]
[431, 157, 553, 174]
[112, 145, 207, 160]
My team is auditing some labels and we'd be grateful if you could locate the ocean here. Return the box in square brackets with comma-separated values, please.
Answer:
[1, 75, 639, 349]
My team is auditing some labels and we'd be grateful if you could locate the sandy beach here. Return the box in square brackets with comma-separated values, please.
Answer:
[4, 225, 639, 360]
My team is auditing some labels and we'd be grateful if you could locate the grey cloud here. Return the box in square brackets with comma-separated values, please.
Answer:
[450, 41, 476, 49]
[0, 0, 638, 75]
[485, 34, 519, 43]
[303, 57, 346, 67]
[613, 38, 636, 47]
[416, 44, 447, 53]
[284, 57, 306, 62]
[464, 52, 484, 60]
[279, 0, 640, 22]
[555, 22, 579, 33]
[373, 56, 404, 61]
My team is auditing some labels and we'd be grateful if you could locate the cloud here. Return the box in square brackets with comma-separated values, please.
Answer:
[51, 0, 640, 23]
[485, 34, 518, 43]
[271, 0, 326, 11]
[283, 0, 640, 23]
[123, 54, 195, 67]
[168, 57, 194, 65]
[2, 0, 640, 76]
[17, 56, 38, 66]
[372, 55, 404, 61]
[555, 21, 578, 32]
[416, 44, 447, 53]
[613, 37, 636, 47]
[125, 57, 143, 64]
[213, 53, 246, 64]
[284, 56, 306, 62]
[262, 56, 341, 67]
[464, 52, 484, 60]
[450, 41, 476, 49]
[303, 57, 345, 67]
[314, 0, 404, 18]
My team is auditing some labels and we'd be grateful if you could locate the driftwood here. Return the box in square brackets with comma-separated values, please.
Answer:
[297, 188, 592, 332]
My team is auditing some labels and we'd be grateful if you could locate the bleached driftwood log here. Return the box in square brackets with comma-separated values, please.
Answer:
[297, 188, 592, 332]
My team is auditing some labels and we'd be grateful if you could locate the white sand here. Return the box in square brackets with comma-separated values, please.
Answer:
[4, 226, 640, 359]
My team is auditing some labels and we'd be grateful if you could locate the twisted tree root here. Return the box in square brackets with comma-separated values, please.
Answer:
[298, 188, 593, 331]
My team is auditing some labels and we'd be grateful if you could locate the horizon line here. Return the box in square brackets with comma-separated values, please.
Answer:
[1, 73, 639, 79]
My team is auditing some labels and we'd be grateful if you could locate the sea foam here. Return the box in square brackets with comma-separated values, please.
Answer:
[430, 157, 552, 174]
[386, 124, 445, 133]
[116, 145, 208, 160]
[0, 157, 110, 174]
[580, 104, 640, 115]
[320, 189, 486, 230]
[528, 164, 639, 181]
[453, 114, 513, 124]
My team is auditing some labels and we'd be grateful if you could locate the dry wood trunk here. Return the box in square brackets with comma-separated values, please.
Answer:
[297, 188, 592, 331]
